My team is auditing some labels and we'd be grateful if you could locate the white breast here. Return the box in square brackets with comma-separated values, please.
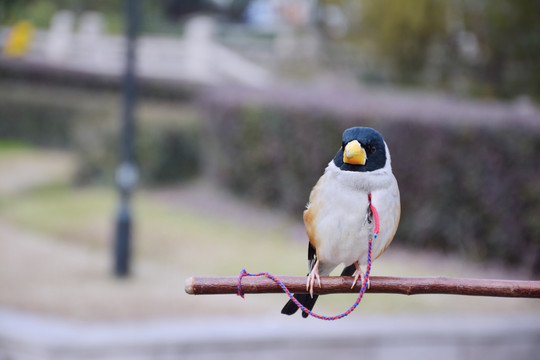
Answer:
[306, 159, 400, 271]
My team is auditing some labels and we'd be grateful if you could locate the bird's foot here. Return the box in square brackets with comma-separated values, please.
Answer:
[306, 259, 321, 298]
[351, 262, 365, 289]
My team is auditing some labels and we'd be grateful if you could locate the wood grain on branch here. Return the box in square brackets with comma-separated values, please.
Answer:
[185, 276, 540, 298]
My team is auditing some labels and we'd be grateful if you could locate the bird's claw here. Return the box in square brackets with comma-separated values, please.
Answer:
[306, 270, 321, 297]
[350, 262, 365, 289]
[306, 259, 320, 297]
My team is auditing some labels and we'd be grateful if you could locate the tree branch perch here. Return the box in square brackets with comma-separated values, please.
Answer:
[185, 276, 540, 298]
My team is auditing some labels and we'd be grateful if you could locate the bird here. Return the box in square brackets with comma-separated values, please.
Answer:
[281, 126, 400, 318]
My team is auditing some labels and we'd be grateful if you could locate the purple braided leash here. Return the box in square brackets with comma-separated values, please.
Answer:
[237, 194, 379, 321]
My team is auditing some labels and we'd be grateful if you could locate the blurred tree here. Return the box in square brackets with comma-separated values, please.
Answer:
[0, 1, 176, 34]
[353, 0, 448, 83]
[334, 0, 540, 99]
[0, 0, 123, 29]
[465, 0, 540, 98]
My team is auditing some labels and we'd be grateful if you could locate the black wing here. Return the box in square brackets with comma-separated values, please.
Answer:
[307, 241, 317, 272]
[282, 242, 318, 317]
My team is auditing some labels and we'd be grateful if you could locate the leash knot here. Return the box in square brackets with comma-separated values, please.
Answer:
[237, 268, 248, 298]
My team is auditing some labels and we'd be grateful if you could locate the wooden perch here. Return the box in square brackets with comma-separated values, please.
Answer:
[185, 275, 540, 298]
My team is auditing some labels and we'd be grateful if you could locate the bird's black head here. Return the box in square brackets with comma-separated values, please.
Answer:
[333, 127, 387, 172]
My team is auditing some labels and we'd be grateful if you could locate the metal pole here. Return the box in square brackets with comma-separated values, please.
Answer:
[114, 0, 139, 277]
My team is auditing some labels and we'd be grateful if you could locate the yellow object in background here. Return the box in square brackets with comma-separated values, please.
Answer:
[3, 20, 35, 57]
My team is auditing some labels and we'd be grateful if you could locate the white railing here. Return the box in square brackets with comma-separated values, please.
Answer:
[1, 12, 272, 88]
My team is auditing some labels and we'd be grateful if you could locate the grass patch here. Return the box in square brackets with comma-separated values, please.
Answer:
[0, 185, 306, 276]
[0, 140, 31, 156]
[0, 186, 115, 246]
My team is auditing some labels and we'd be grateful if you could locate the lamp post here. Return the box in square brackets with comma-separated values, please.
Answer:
[114, 0, 139, 277]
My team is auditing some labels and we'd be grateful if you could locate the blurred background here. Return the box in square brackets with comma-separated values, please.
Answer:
[0, 0, 539, 359]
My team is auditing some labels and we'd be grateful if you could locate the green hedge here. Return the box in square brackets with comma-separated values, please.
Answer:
[74, 110, 200, 185]
[0, 81, 200, 185]
[200, 85, 540, 274]
[0, 97, 77, 147]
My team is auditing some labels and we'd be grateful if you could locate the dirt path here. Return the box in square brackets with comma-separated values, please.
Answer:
[0, 217, 266, 321]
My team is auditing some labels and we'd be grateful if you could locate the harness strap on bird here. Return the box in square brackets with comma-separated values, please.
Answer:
[237, 193, 379, 320]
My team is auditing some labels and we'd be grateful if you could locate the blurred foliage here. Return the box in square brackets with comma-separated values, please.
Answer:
[0, 0, 123, 29]
[0, 0, 57, 28]
[0, 0, 161, 34]
[337, 0, 540, 99]
[0, 80, 200, 185]
[74, 102, 200, 185]
[0, 93, 77, 147]
[353, 0, 448, 83]
[467, 1, 540, 98]
[200, 85, 540, 275]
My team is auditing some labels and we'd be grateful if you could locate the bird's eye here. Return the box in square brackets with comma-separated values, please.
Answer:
[370, 145, 376, 153]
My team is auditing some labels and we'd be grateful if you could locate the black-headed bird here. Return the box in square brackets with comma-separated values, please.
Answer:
[281, 127, 400, 318]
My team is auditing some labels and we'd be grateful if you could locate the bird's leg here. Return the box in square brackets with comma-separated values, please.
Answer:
[350, 261, 365, 289]
[306, 258, 321, 298]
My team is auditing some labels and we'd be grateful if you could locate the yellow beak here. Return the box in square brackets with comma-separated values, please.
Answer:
[343, 140, 366, 165]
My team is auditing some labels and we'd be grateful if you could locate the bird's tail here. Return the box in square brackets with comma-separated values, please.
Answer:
[280, 264, 356, 318]
[281, 294, 318, 318]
